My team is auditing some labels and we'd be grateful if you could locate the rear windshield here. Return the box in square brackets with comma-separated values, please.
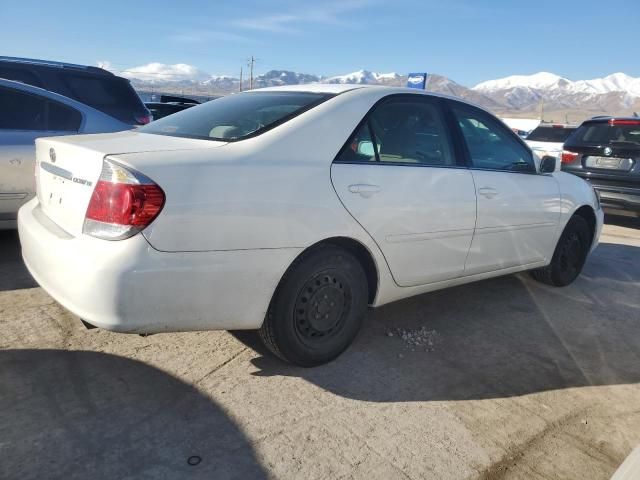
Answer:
[139, 91, 334, 141]
[526, 126, 576, 142]
[569, 122, 640, 147]
[62, 74, 142, 109]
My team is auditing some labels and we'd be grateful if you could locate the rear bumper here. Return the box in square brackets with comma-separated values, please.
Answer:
[18, 198, 301, 333]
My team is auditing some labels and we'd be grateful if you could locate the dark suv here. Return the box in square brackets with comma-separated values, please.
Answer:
[563, 117, 640, 217]
[0, 56, 150, 125]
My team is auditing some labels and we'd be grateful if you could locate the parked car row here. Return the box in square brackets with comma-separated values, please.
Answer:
[563, 117, 640, 217]
[516, 116, 640, 218]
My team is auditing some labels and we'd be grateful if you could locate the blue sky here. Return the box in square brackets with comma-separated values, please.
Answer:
[2, 0, 639, 86]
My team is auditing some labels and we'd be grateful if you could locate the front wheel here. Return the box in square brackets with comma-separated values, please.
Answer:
[530, 215, 591, 287]
[259, 246, 368, 367]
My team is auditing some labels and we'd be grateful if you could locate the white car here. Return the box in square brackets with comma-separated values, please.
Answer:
[525, 123, 577, 163]
[19, 85, 603, 366]
[0, 79, 131, 229]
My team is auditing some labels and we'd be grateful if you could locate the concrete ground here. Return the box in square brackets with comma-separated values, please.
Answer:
[1, 218, 639, 480]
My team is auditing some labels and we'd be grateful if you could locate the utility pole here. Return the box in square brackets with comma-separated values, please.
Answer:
[239, 66, 243, 92]
[540, 98, 545, 122]
[247, 56, 256, 90]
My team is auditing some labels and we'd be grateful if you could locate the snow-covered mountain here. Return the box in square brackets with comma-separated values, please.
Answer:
[473, 72, 640, 112]
[324, 70, 401, 85]
[113, 62, 640, 119]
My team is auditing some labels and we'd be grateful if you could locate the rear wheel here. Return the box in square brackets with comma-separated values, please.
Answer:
[259, 246, 368, 367]
[530, 215, 591, 287]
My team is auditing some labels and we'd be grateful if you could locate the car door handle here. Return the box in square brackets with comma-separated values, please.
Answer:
[478, 187, 498, 199]
[348, 184, 381, 198]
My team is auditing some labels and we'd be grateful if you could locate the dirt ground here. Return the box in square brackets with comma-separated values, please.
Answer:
[1, 218, 639, 479]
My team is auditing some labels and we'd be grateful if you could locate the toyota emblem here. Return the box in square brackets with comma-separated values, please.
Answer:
[49, 148, 56, 163]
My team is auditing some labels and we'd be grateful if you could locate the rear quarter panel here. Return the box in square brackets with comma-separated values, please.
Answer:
[115, 88, 388, 253]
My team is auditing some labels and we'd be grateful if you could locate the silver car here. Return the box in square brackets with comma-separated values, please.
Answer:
[0, 79, 131, 229]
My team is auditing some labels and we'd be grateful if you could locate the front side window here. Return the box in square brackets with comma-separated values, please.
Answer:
[452, 103, 535, 172]
[140, 91, 334, 141]
[336, 96, 454, 166]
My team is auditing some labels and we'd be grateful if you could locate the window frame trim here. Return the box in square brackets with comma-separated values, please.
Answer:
[332, 93, 465, 169]
[444, 99, 540, 175]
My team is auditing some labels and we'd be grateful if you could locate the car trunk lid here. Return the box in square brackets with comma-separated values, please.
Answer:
[35, 131, 225, 236]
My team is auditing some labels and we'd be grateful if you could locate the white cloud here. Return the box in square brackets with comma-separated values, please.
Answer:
[233, 0, 372, 34]
[96, 60, 113, 70]
[115, 62, 210, 82]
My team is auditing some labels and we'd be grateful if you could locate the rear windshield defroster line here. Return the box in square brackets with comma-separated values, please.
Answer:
[139, 91, 336, 142]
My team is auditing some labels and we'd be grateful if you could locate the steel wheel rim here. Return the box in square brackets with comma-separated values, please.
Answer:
[293, 271, 351, 345]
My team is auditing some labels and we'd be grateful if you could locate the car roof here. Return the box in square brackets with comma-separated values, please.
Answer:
[248, 83, 472, 102]
[0, 56, 113, 76]
[249, 83, 371, 94]
[247, 83, 504, 121]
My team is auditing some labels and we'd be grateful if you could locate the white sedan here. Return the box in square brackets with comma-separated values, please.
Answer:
[18, 84, 603, 366]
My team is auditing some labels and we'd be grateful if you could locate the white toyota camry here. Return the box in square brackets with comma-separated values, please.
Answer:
[19, 84, 603, 366]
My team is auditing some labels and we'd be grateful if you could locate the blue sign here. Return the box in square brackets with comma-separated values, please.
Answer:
[407, 73, 428, 90]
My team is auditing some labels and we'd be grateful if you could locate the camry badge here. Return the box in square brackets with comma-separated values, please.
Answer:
[603, 147, 612, 156]
[49, 148, 56, 163]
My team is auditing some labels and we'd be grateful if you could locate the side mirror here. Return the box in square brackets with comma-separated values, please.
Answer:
[357, 140, 375, 157]
[539, 156, 557, 174]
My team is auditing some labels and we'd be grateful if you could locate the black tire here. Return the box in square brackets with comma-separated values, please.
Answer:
[530, 215, 591, 287]
[259, 246, 368, 367]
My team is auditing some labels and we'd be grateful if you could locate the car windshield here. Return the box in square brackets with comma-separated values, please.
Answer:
[526, 126, 576, 142]
[569, 122, 640, 147]
[140, 91, 334, 141]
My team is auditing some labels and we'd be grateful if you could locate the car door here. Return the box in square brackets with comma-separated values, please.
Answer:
[447, 100, 561, 275]
[331, 95, 477, 287]
[0, 86, 82, 222]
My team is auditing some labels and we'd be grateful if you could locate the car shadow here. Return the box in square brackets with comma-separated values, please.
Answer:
[243, 241, 640, 403]
[0, 349, 267, 479]
[0, 229, 37, 291]
[605, 214, 639, 229]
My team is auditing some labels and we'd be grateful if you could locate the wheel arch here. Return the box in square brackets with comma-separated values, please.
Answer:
[273, 236, 380, 306]
[572, 204, 597, 248]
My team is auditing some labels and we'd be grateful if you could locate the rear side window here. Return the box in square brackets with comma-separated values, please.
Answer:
[569, 123, 640, 147]
[336, 96, 454, 166]
[48, 101, 82, 131]
[452, 104, 535, 172]
[526, 126, 576, 142]
[0, 87, 81, 132]
[140, 92, 333, 141]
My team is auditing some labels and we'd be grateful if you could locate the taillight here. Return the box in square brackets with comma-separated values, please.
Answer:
[561, 150, 579, 164]
[83, 159, 165, 240]
[609, 119, 640, 126]
[135, 114, 152, 125]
